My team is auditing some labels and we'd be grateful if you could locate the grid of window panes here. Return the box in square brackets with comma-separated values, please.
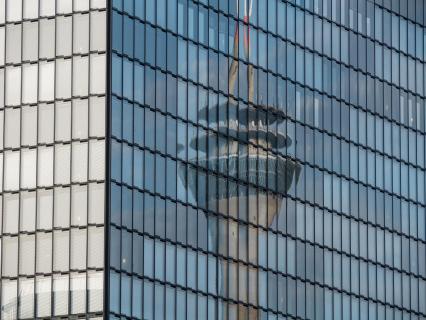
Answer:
[110, 0, 426, 319]
[0, 0, 106, 318]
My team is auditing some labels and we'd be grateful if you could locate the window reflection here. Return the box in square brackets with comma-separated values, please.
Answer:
[178, 3, 301, 316]
[108, 1, 426, 318]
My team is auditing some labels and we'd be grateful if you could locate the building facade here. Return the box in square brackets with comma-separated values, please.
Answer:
[108, 0, 426, 319]
[0, 0, 106, 318]
[1, 0, 426, 319]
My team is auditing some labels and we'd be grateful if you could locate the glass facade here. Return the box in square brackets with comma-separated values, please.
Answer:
[0, 0, 106, 318]
[109, 0, 426, 319]
[2, 0, 426, 319]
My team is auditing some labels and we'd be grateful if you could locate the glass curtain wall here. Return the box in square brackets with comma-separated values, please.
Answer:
[109, 0, 426, 319]
[0, 0, 107, 318]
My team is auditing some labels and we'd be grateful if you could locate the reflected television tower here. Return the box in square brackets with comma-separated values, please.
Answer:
[181, 0, 301, 318]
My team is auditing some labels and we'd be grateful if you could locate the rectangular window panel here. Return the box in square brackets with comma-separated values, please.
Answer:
[22, 63, 38, 103]
[21, 148, 37, 189]
[54, 186, 70, 228]
[55, 144, 71, 184]
[4, 107, 20, 148]
[39, 61, 55, 101]
[37, 146, 54, 187]
[72, 142, 88, 182]
[5, 66, 21, 106]
[56, 58, 72, 99]
[23, 21, 38, 62]
[4, 151, 20, 191]
[39, 18, 55, 59]
[71, 184, 88, 226]
[56, 16, 72, 56]
[73, 56, 89, 96]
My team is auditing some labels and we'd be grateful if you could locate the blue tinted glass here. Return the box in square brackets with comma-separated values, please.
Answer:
[123, 59, 133, 100]
[123, 16, 134, 57]
[135, 0, 145, 19]
[112, 97, 122, 138]
[112, 11, 123, 52]
[157, 0, 166, 28]
[112, 54, 122, 96]
[146, 0, 155, 23]
[111, 141, 122, 182]
[134, 63, 144, 104]
[144, 109, 155, 150]
[123, 0, 133, 14]
[133, 148, 143, 189]
[123, 101, 133, 142]
[145, 25, 156, 65]
[156, 29, 166, 69]
[167, 33, 177, 73]
[145, 151, 155, 192]
[109, 1, 426, 318]
[134, 21, 144, 61]
[167, 0, 177, 32]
